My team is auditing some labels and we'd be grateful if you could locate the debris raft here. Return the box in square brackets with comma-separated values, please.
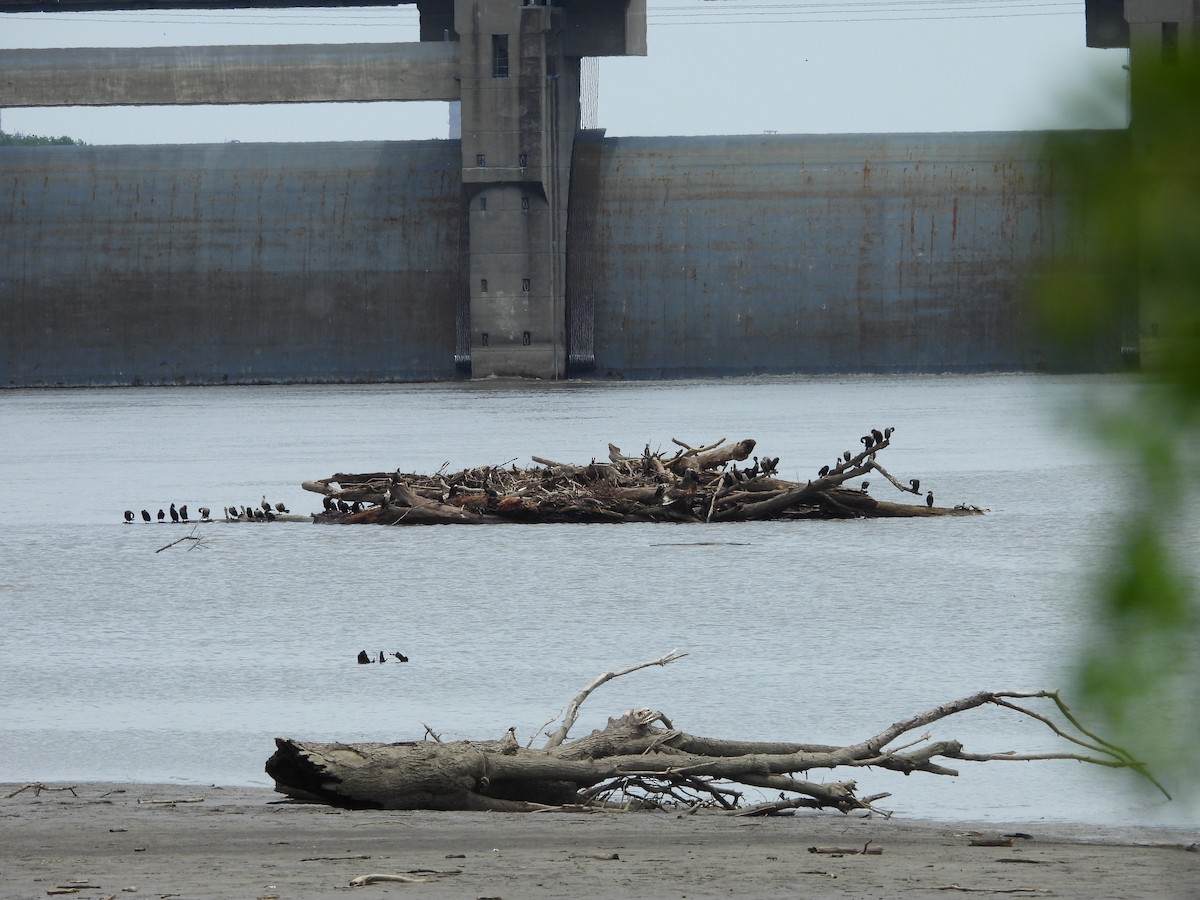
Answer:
[301, 434, 985, 526]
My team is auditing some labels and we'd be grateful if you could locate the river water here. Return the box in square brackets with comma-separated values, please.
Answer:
[1, 374, 1194, 827]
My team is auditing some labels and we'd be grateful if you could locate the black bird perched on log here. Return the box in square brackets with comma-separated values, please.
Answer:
[356, 650, 371, 664]
[861, 434, 873, 449]
[141, 509, 152, 523]
[198, 507, 210, 521]
[871, 428, 884, 444]
[861, 481, 870, 492]
[818, 465, 830, 477]
[179, 505, 189, 523]
[909, 478, 921, 494]
[124, 510, 134, 523]
[393, 652, 409, 662]
[274, 501, 289, 514]
[378, 651, 386, 664]
[322, 495, 335, 513]
[926, 490, 934, 508]
[337, 499, 352, 514]
[884, 426, 894, 439]
[157, 509, 165, 522]
[169, 503, 180, 523]
[261, 496, 272, 514]
[843, 450, 852, 462]
[351, 500, 362, 513]
[264, 510, 276, 521]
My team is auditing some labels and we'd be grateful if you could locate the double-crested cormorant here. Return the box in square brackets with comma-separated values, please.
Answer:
[884, 426, 894, 439]
[158, 508, 166, 522]
[843, 450, 852, 462]
[323, 495, 335, 513]
[179, 505, 189, 523]
[926, 490, 934, 508]
[818, 465, 830, 477]
[261, 496, 272, 514]
[909, 478, 920, 494]
[871, 428, 884, 444]
[274, 501, 289, 514]
[124, 510, 134, 523]
[378, 651, 386, 664]
[861, 434, 873, 449]
[198, 507, 211, 521]
[393, 652, 409, 662]
[265, 510, 276, 521]
[169, 503, 180, 523]
[356, 650, 371, 664]
[351, 500, 362, 513]
[337, 499, 352, 514]
[861, 481, 870, 492]
[141, 509, 152, 523]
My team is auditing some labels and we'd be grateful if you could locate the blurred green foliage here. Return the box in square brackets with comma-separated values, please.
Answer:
[0, 129, 86, 146]
[1039, 49, 1199, 797]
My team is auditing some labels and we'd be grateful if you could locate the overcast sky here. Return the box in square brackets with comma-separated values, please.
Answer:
[0, 0, 1129, 144]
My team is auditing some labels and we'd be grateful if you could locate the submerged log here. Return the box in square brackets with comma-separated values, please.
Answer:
[301, 431, 987, 526]
[266, 654, 1165, 815]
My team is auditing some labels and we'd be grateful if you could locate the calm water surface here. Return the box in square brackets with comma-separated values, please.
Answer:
[1, 375, 1194, 827]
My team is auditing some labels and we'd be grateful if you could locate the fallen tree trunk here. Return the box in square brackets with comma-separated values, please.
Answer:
[301, 430, 986, 526]
[266, 653, 1165, 815]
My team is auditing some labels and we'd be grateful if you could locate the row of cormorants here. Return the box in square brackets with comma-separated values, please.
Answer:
[225, 497, 289, 521]
[124, 503, 211, 524]
[323, 496, 362, 515]
[124, 496, 290, 523]
[358, 650, 409, 664]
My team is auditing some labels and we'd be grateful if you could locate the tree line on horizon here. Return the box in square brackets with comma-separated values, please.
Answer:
[0, 129, 86, 146]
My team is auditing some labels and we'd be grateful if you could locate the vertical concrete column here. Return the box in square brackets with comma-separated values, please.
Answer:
[457, 0, 579, 378]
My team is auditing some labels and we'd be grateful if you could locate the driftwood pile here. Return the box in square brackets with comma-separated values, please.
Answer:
[266, 651, 1165, 814]
[301, 431, 983, 525]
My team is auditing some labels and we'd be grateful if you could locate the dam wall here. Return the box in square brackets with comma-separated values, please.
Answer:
[570, 132, 1108, 378]
[0, 131, 1117, 387]
[1, 140, 465, 386]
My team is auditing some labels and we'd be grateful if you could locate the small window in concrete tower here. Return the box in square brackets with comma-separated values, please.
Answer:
[492, 34, 509, 78]
[481, 278, 488, 293]
[479, 196, 487, 211]
[476, 153, 486, 167]
[522, 278, 531, 292]
[521, 196, 530, 211]
[518, 153, 528, 167]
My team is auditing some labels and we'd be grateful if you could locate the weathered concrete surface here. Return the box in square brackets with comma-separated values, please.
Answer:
[568, 132, 1123, 377]
[0, 43, 461, 107]
[1, 132, 1124, 387]
[0, 141, 463, 386]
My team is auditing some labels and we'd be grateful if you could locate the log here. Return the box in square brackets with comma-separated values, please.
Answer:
[266, 657, 1165, 815]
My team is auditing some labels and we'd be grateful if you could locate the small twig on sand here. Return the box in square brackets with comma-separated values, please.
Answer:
[4, 782, 78, 798]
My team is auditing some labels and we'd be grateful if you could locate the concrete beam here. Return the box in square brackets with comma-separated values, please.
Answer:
[0, 42, 461, 107]
[0, 0, 415, 11]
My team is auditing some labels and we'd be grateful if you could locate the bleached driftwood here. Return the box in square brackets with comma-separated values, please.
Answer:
[266, 654, 1162, 815]
[300, 430, 984, 526]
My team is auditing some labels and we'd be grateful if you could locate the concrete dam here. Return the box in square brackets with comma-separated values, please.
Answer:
[0, 0, 1133, 387]
[0, 129, 1122, 387]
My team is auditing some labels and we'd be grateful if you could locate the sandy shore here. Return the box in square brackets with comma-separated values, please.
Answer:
[2, 782, 1196, 899]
